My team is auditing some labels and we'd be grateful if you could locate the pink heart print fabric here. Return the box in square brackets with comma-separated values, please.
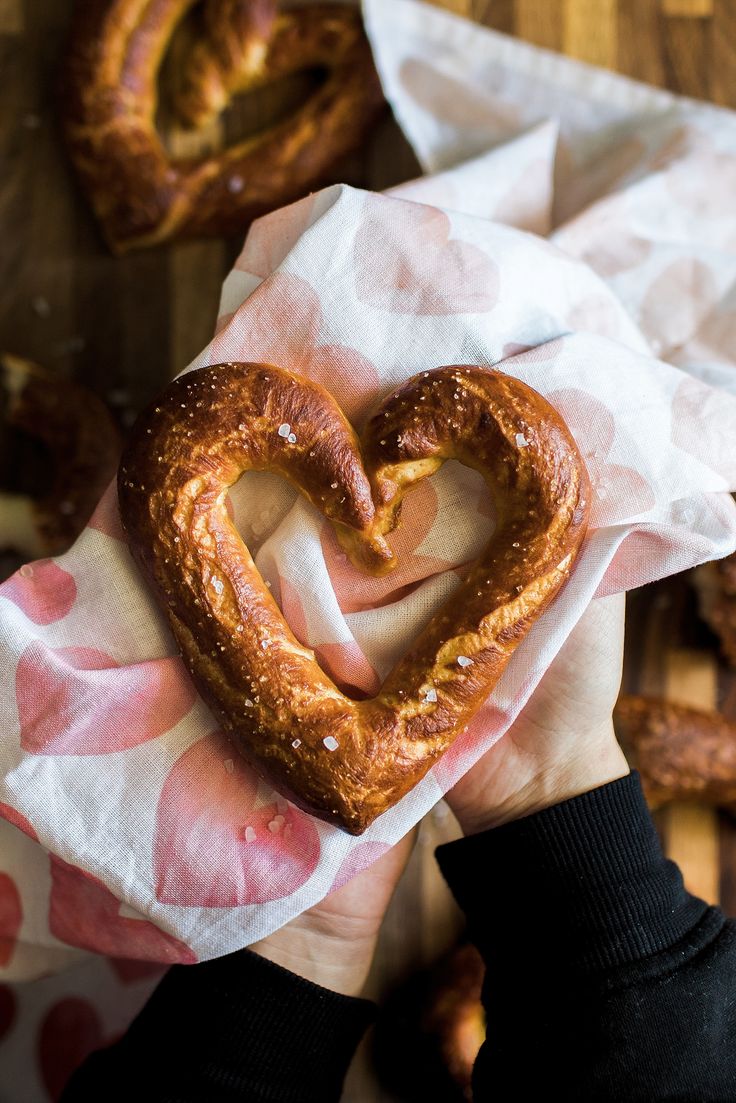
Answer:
[6, 1, 736, 1089]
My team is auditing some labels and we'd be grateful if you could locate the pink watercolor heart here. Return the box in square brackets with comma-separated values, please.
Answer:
[319, 479, 452, 615]
[154, 731, 321, 906]
[277, 574, 380, 698]
[39, 997, 106, 1102]
[399, 58, 522, 133]
[210, 271, 380, 423]
[548, 389, 655, 524]
[0, 802, 39, 841]
[640, 258, 718, 355]
[671, 376, 736, 482]
[330, 842, 391, 892]
[16, 644, 196, 755]
[1, 560, 77, 625]
[85, 482, 125, 542]
[49, 856, 196, 963]
[0, 873, 22, 968]
[353, 202, 500, 316]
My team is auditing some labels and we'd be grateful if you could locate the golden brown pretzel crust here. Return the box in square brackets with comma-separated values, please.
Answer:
[62, 0, 385, 252]
[119, 363, 590, 833]
[693, 555, 736, 669]
[0, 354, 120, 558]
[614, 695, 736, 809]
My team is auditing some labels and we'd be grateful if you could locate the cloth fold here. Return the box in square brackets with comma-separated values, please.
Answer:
[2, 0, 736, 990]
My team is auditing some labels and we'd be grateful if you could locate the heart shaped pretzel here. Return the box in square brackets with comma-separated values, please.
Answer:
[62, 1, 384, 252]
[119, 363, 590, 833]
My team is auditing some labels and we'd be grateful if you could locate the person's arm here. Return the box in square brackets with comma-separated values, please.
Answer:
[442, 592, 736, 1101]
[61, 835, 414, 1103]
[61, 948, 374, 1103]
[439, 772, 736, 1102]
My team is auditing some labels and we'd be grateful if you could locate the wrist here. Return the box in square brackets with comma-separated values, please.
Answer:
[250, 917, 378, 998]
[455, 721, 630, 837]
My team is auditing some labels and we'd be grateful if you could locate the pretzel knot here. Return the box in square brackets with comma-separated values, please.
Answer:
[62, 1, 384, 252]
[119, 363, 590, 833]
[0, 355, 119, 559]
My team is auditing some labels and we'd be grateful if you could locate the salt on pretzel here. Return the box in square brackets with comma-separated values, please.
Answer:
[62, 0, 384, 252]
[119, 362, 590, 833]
[0, 354, 119, 559]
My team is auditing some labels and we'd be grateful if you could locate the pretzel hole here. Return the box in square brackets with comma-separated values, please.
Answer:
[226, 463, 495, 699]
[157, 18, 328, 157]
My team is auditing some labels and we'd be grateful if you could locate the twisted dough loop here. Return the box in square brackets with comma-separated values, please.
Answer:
[119, 363, 590, 833]
[0, 354, 119, 559]
[62, 0, 384, 251]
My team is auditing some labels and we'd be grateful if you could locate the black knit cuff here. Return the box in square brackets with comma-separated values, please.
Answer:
[436, 772, 709, 977]
[111, 948, 375, 1103]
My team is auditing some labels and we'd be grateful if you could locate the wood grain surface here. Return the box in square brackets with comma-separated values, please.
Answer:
[2, 1, 736, 1100]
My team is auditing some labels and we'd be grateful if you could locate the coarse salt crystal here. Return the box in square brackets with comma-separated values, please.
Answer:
[515, 433, 529, 448]
[323, 735, 339, 751]
[243, 826, 256, 843]
[244, 698, 254, 707]
[268, 816, 285, 833]
[287, 432, 297, 444]
[422, 687, 438, 703]
[292, 738, 301, 749]
[212, 578, 224, 594]
[457, 656, 473, 668]
[278, 423, 291, 438]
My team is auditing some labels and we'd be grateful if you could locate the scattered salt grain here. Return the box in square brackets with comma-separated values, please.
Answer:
[515, 433, 529, 448]
[243, 826, 257, 843]
[278, 423, 291, 438]
[244, 698, 254, 707]
[323, 735, 339, 751]
[268, 815, 285, 834]
[422, 687, 438, 703]
[287, 432, 297, 444]
[292, 738, 302, 749]
[212, 578, 224, 594]
[457, 656, 473, 668]
[330, 482, 338, 489]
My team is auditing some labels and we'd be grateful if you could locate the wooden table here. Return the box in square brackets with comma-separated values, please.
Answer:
[3, 1, 736, 1099]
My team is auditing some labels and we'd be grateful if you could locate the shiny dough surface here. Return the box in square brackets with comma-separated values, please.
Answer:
[62, 0, 384, 251]
[119, 363, 590, 833]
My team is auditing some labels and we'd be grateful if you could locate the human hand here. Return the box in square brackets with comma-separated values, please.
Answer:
[250, 830, 414, 997]
[446, 592, 630, 836]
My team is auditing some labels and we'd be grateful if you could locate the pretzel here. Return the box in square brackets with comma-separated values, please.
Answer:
[0, 354, 120, 560]
[693, 555, 736, 669]
[62, 0, 384, 252]
[614, 695, 736, 811]
[118, 362, 590, 833]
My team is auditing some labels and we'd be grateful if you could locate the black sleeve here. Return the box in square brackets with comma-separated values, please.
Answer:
[60, 945, 374, 1103]
[436, 771, 736, 1103]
